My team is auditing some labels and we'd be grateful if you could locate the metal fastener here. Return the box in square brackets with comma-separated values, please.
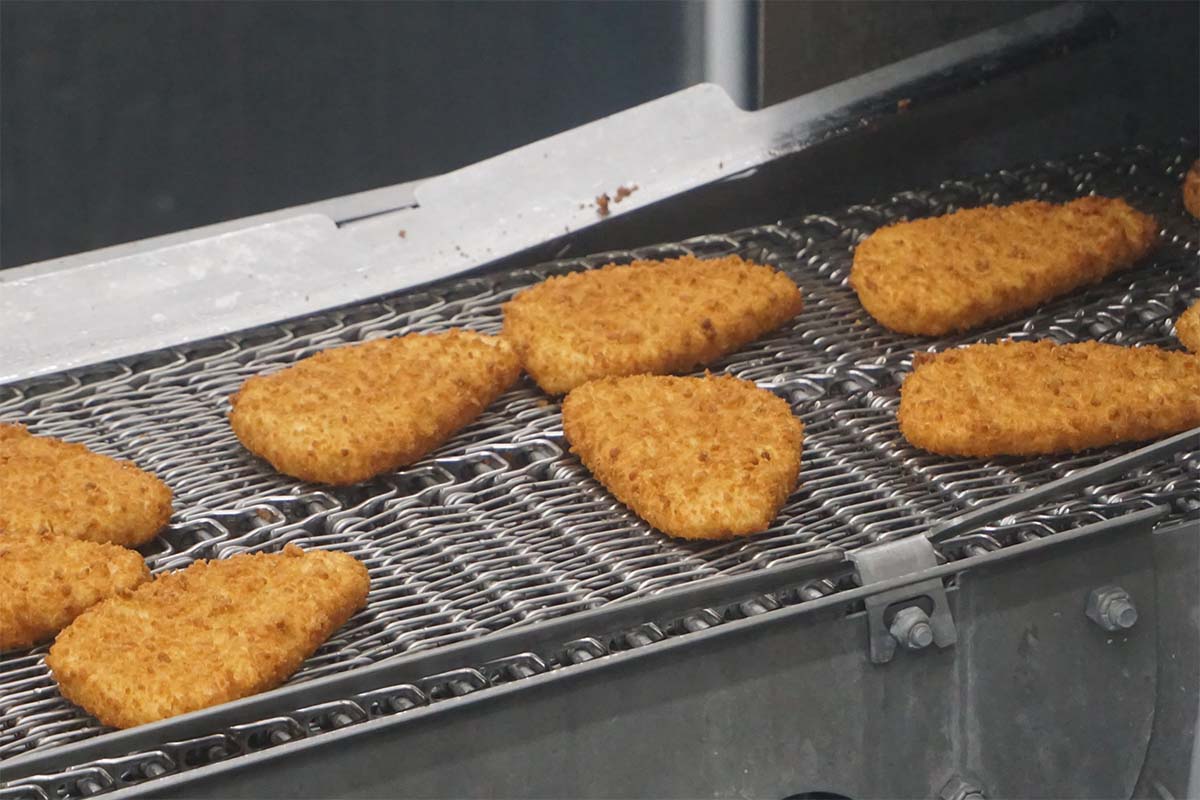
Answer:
[1085, 585, 1138, 632]
[889, 606, 935, 650]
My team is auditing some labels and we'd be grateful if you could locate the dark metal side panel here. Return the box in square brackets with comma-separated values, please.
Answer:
[139, 527, 1162, 799]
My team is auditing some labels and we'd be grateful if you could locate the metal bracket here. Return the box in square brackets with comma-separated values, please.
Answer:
[849, 536, 957, 664]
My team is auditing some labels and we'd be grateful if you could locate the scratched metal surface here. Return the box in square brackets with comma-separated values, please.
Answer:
[1, 144, 1197, 791]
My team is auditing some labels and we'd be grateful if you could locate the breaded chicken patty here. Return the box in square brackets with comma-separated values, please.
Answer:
[0, 425, 172, 547]
[1184, 159, 1200, 220]
[898, 340, 1200, 457]
[850, 197, 1158, 336]
[562, 374, 803, 539]
[0, 533, 150, 651]
[229, 330, 521, 484]
[1177, 300, 1200, 354]
[503, 255, 803, 394]
[47, 545, 369, 729]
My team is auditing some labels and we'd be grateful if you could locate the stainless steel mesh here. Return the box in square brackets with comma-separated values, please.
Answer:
[1, 144, 1198, 775]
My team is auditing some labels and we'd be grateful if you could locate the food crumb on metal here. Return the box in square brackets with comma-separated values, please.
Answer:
[614, 184, 638, 203]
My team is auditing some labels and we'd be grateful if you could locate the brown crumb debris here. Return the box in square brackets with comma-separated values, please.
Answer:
[593, 185, 638, 218]
[897, 98, 911, 112]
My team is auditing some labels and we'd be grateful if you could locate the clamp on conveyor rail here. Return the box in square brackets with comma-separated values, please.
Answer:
[849, 426, 1199, 663]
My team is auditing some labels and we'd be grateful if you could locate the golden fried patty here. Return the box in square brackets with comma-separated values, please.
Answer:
[1177, 300, 1200, 354]
[898, 340, 1200, 457]
[562, 374, 803, 539]
[503, 254, 803, 394]
[47, 545, 369, 729]
[1184, 159, 1200, 220]
[0, 425, 173, 547]
[229, 330, 521, 484]
[0, 533, 149, 651]
[850, 197, 1158, 336]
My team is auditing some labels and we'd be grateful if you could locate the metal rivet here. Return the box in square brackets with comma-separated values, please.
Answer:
[625, 630, 653, 648]
[268, 729, 294, 746]
[77, 778, 105, 796]
[507, 662, 535, 680]
[889, 606, 934, 650]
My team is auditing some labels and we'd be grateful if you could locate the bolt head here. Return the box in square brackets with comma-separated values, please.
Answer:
[1110, 600, 1138, 629]
[1086, 585, 1137, 632]
[909, 620, 934, 648]
[889, 606, 934, 650]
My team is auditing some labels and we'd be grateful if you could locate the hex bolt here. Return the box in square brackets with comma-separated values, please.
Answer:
[889, 606, 934, 650]
[1086, 585, 1138, 632]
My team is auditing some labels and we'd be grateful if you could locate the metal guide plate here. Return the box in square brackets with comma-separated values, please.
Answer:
[1, 144, 1198, 773]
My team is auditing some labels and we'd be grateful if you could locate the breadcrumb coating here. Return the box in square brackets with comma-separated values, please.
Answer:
[0, 425, 173, 547]
[503, 255, 803, 394]
[230, 330, 521, 484]
[850, 197, 1159, 336]
[0, 533, 150, 651]
[1177, 300, 1200, 354]
[562, 374, 803, 539]
[1184, 160, 1200, 220]
[898, 340, 1200, 457]
[47, 545, 369, 729]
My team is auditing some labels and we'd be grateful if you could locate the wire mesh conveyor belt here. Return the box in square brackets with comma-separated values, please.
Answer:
[1, 144, 1198, 792]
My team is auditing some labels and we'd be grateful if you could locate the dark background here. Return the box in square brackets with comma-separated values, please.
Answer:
[0, 1, 702, 268]
[1, 1, 1196, 269]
